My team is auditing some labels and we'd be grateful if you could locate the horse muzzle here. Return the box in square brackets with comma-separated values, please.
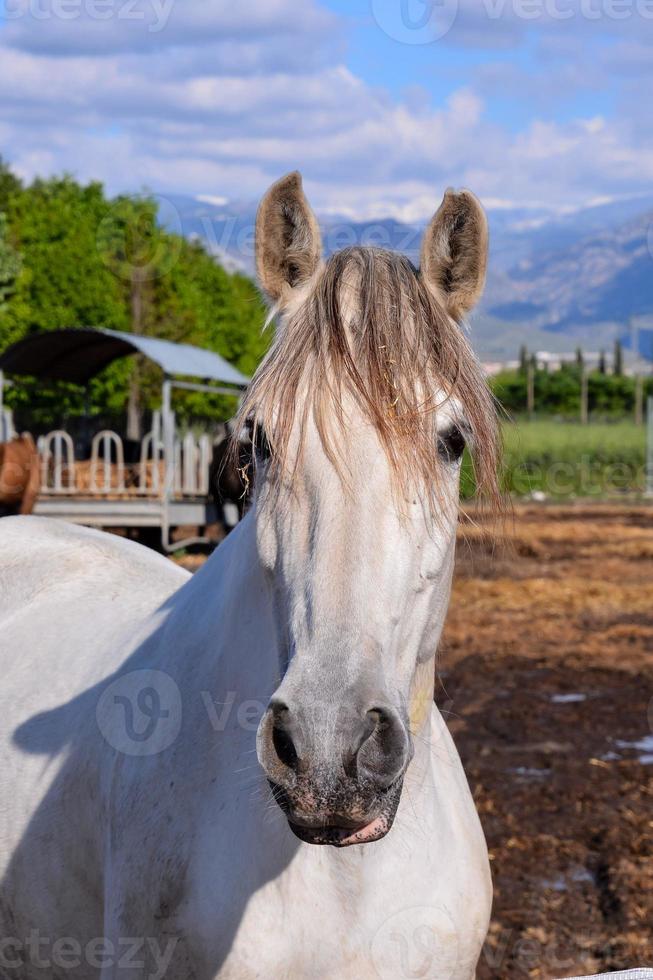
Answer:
[257, 697, 412, 847]
[281, 778, 405, 847]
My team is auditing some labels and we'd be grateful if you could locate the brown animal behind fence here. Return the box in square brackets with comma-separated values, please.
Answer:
[0, 435, 41, 517]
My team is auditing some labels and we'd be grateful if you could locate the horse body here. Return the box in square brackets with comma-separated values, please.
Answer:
[0, 434, 40, 517]
[0, 520, 188, 970]
[0, 172, 499, 979]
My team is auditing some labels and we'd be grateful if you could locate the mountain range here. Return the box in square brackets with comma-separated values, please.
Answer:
[160, 191, 653, 362]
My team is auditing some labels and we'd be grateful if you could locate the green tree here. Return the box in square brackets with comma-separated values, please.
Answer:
[0, 213, 20, 311]
[2, 175, 128, 426]
[0, 157, 21, 214]
[613, 338, 623, 377]
[575, 346, 584, 371]
[598, 349, 606, 375]
[0, 166, 268, 432]
[96, 194, 182, 437]
[519, 344, 528, 374]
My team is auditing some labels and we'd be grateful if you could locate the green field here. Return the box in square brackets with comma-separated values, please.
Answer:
[462, 420, 650, 499]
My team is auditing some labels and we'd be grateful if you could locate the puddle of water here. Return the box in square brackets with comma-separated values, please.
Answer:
[615, 734, 653, 752]
[507, 766, 552, 780]
[541, 875, 567, 892]
[570, 867, 595, 885]
[613, 734, 653, 765]
[551, 693, 587, 704]
[540, 866, 595, 893]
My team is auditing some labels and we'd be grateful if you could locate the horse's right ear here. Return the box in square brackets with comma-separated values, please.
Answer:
[420, 188, 488, 321]
[255, 171, 322, 305]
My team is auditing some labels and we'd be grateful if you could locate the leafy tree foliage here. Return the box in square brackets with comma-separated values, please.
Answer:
[492, 362, 652, 419]
[0, 214, 20, 313]
[0, 165, 267, 431]
[0, 157, 21, 214]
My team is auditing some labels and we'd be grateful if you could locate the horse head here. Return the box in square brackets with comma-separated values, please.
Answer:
[242, 172, 499, 846]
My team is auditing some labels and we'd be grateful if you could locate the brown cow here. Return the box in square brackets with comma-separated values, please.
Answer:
[0, 434, 41, 517]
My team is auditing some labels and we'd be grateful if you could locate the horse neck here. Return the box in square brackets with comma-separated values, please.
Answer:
[162, 512, 280, 736]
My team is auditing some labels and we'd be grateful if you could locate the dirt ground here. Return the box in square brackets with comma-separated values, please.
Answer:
[444, 504, 653, 979]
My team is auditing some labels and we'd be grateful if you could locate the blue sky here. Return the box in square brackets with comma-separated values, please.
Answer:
[0, 0, 651, 219]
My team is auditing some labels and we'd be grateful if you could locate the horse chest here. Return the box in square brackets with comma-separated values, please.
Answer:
[186, 825, 484, 980]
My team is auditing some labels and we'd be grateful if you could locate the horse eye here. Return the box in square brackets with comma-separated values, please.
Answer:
[255, 427, 272, 463]
[437, 424, 466, 463]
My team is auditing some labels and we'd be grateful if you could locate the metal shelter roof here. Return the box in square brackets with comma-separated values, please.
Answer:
[0, 328, 250, 387]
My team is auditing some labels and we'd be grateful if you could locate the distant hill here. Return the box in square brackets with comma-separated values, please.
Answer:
[161, 192, 653, 361]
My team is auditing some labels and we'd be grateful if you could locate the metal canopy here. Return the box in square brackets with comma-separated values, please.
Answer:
[0, 327, 250, 387]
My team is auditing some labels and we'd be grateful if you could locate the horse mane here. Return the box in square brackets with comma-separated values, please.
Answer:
[237, 246, 501, 513]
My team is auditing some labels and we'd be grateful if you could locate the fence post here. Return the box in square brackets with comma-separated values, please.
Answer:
[580, 366, 588, 425]
[635, 374, 644, 426]
[161, 377, 175, 551]
[646, 396, 653, 498]
[527, 360, 535, 419]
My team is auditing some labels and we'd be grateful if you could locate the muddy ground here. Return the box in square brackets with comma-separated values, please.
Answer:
[444, 505, 653, 979]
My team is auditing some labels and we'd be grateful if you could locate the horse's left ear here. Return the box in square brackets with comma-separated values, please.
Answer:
[255, 171, 322, 305]
[420, 188, 488, 321]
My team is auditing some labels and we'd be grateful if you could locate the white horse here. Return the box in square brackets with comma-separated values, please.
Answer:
[0, 173, 500, 980]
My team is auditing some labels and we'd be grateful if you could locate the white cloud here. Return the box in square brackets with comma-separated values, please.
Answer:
[1, 0, 338, 54]
[0, 0, 652, 221]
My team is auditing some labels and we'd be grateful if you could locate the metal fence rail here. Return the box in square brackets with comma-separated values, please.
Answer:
[36, 414, 211, 500]
[557, 970, 653, 979]
[31, 404, 219, 551]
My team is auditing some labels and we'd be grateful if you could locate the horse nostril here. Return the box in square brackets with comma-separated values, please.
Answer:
[272, 723, 298, 771]
[257, 701, 301, 786]
[355, 706, 410, 788]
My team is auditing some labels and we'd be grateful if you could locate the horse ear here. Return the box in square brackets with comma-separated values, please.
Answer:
[420, 188, 488, 321]
[255, 171, 322, 304]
